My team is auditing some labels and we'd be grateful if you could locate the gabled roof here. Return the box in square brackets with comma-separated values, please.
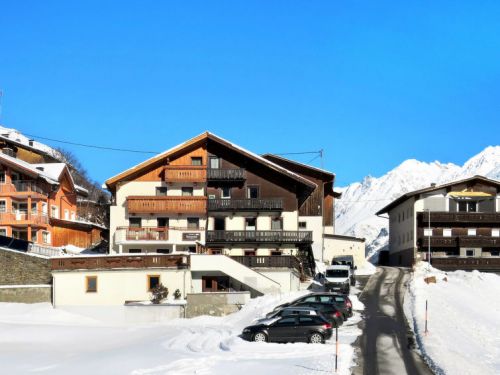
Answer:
[0, 152, 59, 184]
[32, 162, 89, 195]
[376, 175, 500, 215]
[262, 153, 335, 180]
[105, 132, 317, 191]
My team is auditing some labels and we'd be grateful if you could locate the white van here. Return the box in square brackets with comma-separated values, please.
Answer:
[324, 265, 351, 294]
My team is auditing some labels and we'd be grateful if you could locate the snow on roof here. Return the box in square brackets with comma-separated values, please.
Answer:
[31, 163, 66, 181]
[0, 125, 61, 159]
[0, 153, 59, 184]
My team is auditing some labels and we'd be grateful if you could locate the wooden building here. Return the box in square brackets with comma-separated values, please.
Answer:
[376, 175, 500, 271]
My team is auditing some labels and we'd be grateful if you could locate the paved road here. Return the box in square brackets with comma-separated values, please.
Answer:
[353, 267, 434, 375]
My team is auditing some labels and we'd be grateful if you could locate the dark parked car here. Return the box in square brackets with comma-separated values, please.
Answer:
[241, 315, 333, 344]
[264, 305, 343, 328]
[273, 293, 353, 320]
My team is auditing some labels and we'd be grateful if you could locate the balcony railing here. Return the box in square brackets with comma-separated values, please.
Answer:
[208, 198, 283, 211]
[430, 257, 500, 272]
[164, 166, 206, 182]
[207, 230, 313, 244]
[0, 181, 47, 196]
[459, 236, 500, 248]
[127, 196, 207, 214]
[207, 168, 246, 181]
[419, 211, 500, 224]
[51, 254, 189, 271]
[118, 227, 169, 241]
[0, 211, 49, 226]
[230, 255, 302, 274]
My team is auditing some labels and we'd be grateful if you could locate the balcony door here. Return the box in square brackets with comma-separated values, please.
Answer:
[214, 217, 225, 231]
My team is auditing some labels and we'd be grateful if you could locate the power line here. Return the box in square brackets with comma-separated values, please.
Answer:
[23, 133, 160, 154]
[274, 150, 322, 155]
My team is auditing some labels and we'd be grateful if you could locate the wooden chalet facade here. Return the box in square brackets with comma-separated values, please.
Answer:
[376, 175, 500, 271]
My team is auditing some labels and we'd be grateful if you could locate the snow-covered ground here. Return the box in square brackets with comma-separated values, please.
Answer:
[0, 289, 365, 375]
[405, 262, 500, 375]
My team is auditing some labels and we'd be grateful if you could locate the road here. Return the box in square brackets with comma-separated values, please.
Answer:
[353, 267, 434, 375]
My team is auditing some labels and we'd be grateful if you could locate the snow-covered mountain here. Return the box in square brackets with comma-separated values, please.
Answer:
[335, 146, 500, 261]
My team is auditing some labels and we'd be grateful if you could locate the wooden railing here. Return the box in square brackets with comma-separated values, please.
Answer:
[51, 254, 190, 270]
[430, 257, 500, 271]
[230, 255, 302, 274]
[207, 168, 246, 180]
[117, 227, 169, 241]
[207, 230, 313, 244]
[164, 166, 206, 182]
[419, 236, 458, 247]
[419, 236, 500, 248]
[0, 181, 47, 196]
[0, 211, 49, 226]
[207, 198, 283, 211]
[419, 211, 500, 223]
[127, 196, 207, 214]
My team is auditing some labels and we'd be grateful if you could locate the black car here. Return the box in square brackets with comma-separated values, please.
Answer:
[241, 315, 333, 344]
[273, 293, 353, 320]
[292, 302, 344, 327]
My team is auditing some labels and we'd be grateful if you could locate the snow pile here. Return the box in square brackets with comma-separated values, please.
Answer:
[335, 146, 500, 261]
[0, 289, 365, 375]
[405, 262, 500, 375]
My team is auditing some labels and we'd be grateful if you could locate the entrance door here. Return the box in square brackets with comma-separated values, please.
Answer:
[202, 276, 230, 292]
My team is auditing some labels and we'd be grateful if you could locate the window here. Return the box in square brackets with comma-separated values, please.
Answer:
[466, 249, 474, 257]
[490, 250, 500, 256]
[271, 250, 282, 256]
[209, 157, 220, 169]
[41, 202, 48, 215]
[209, 248, 222, 255]
[182, 187, 193, 196]
[221, 186, 231, 199]
[51, 205, 59, 219]
[42, 231, 51, 244]
[492, 229, 500, 237]
[157, 217, 169, 227]
[468, 228, 476, 236]
[298, 221, 307, 229]
[0, 171, 5, 183]
[64, 209, 69, 220]
[458, 201, 477, 212]
[247, 186, 259, 199]
[187, 217, 199, 229]
[129, 217, 141, 228]
[423, 228, 433, 236]
[468, 202, 477, 212]
[0, 228, 6, 236]
[11, 172, 19, 181]
[31, 203, 37, 214]
[86, 276, 97, 293]
[31, 230, 38, 243]
[188, 246, 196, 253]
[191, 157, 202, 166]
[156, 187, 168, 196]
[275, 317, 296, 326]
[244, 250, 256, 256]
[245, 217, 256, 230]
[271, 217, 282, 230]
[443, 229, 452, 237]
[148, 275, 160, 291]
[129, 249, 142, 253]
[71, 212, 76, 221]
[157, 249, 171, 254]
[0, 200, 6, 213]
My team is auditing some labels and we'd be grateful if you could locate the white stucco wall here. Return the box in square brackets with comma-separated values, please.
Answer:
[258, 269, 301, 292]
[323, 237, 365, 267]
[298, 216, 323, 261]
[53, 268, 191, 306]
[389, 197, 417, 254]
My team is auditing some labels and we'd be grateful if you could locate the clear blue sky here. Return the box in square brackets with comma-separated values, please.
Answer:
[1, 1, 499, 186]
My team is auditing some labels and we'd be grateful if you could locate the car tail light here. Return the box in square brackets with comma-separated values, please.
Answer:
[335, 311, 341, 318]
[323, 323, 332, 329]
[346, 300, 352, 308]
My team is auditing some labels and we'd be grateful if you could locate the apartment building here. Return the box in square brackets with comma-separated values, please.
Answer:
[376, 175, 500, 271]
[0, 147, 103, 248]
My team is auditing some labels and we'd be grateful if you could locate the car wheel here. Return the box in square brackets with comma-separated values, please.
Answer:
[309, 332, 324, 344]
[253, 332, 268, 342]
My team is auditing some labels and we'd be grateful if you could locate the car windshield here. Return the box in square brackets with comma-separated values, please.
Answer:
[326, 270, 349, 278]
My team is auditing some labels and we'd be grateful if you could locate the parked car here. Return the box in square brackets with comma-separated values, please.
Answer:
[273, 293, 353, 320]
[264, 305, 343, 327]
[241, 315, 333, 344]
[324, 265, 351, 294]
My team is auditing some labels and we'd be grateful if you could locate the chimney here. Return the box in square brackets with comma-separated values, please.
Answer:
[36, 166, 45, 172]
[29, 139, 34, 146]
[430, 183, 436, 187]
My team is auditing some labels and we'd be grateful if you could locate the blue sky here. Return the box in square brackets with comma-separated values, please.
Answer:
[1, 1, 499, 186]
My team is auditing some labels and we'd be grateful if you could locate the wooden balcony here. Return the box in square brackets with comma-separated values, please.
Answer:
[127, 196, 207, 214]
[207, 168, 246, 181]
[419, 211, 500, 224]
[51, 254, 190, 271]
[0, 181, 47, 197]
[206, 230, 313, 244]
[419, 236, 458, 247]
[430, 257, 500, 272]
[207, 198, 283, 211]
[459, 236, 500, 248]
[230, 255, 302, 274]
[0, 211, 49, 226]
[117, 227, 169, 241]
[164, 166, 206, 182]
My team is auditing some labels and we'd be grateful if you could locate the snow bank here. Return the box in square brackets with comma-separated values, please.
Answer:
[0, 289, 365, 374]
[405, 262, 500, 375]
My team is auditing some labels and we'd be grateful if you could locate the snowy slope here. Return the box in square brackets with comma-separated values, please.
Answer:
[335, 146, 500, 261]
[405, 263, 500, 375]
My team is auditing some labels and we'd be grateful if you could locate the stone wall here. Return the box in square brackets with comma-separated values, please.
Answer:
[185, 292, 251, 318]
[0, 248, 52, 285]
[0, 286, 52, 303]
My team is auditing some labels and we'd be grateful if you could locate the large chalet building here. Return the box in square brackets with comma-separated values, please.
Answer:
[376, 175, 500, 271]
[0, 131, 103, 248]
